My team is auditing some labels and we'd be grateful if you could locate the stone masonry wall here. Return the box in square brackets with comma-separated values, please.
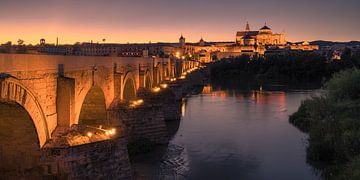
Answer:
[41, 137, 131, 179]
[108, 101, 169, 144]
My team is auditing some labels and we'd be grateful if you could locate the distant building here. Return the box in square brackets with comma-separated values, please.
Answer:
[40, 39, 46, 46]
[179, 22, 319, 63]
[179, 34, 186, 48]
[236, 22, 286, 46]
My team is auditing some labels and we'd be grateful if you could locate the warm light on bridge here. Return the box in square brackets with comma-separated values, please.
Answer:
[105, 128, 116, 136]
[86, 127, 117, 139]
[87, 132, 93, 137]
[160, 83, 168, 88]
[131, 99, 144, 107]
[152, 87, 161, 93]
[170, 78, 177, 82]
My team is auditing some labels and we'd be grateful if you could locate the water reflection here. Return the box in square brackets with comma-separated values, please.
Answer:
[135, 83, 319, 180]
[181, 98, 186, 117]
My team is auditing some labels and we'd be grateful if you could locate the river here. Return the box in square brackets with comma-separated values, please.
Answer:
[133, 83, 320, 180]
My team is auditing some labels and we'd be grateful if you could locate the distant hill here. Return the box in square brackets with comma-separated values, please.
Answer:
[309, 40, 360, 47]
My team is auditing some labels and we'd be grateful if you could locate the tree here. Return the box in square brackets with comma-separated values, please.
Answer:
[17, 39, 24, 46]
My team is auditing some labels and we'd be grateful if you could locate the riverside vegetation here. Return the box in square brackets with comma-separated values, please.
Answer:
[210, 52, 360, 179]
[210, 51, 360, 85]
[290, 69, 360, 179]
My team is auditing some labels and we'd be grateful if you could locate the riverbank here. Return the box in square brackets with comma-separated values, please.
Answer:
[210, 54, 359, 86]
[290, 69, 360, 179]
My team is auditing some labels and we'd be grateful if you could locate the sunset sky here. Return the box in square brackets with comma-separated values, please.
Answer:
[1, 0, 359, 45]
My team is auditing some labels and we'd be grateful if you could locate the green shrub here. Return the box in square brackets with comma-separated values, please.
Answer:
[290, 69, 360, 178]
[325, 69, 360, 101]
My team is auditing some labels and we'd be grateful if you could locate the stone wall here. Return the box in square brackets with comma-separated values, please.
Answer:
[41, 137, 131, 179]
[108, 101, 169, 144]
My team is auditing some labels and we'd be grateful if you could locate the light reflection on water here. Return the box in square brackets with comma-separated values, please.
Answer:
[136, 84, 320, 180]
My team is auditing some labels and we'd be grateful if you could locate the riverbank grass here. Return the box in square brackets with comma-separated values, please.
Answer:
[289, 69, 360, 179]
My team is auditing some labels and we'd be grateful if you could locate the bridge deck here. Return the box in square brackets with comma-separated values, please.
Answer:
[0, 53, 164, 73]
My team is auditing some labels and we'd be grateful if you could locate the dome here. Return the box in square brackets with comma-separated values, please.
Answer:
[260, 25, 271, 30]
[259, 24, 272, 34]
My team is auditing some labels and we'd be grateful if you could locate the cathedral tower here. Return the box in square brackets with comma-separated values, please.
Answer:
[179, 34, 186, 48]
[245, 22, 250, 31]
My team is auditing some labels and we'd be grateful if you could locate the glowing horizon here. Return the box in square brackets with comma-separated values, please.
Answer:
[1, 0, 359, 45]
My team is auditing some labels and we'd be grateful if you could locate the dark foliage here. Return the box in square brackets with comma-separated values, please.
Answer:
[290, 69, 360, 179]
[210, 53, 360, 84]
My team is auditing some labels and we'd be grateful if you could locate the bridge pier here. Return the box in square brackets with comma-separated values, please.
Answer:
[56, 77, 75, 127]
[108, 99, 169, 145]
[41, 133, 131, 179]
[137, 88, 182, 121]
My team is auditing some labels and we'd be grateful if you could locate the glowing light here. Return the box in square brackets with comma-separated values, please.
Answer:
[110, 128, 116, 135]
[170, 78, 177, 82]
[87, 132, 93, 137]
[175, 52, 180, 58]
[160, 83, 168, 88]
[182, 72, 187, 76]
[104, 128, 116, 136]
[181, 56, 185, 60]
[152, 87, 161, 92]
[131, 99, 144, 107]
[179, 75, 186, 79]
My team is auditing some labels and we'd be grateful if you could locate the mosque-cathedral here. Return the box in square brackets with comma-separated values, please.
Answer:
[235, 22, 286, 46]
[179, 22, 319, 63]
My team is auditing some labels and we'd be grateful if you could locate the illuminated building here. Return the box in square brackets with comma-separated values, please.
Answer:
[236, 22, 286, 46]
[179, 22, 319, 63]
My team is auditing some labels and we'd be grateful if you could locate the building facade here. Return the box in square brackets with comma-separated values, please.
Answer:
[236, 22, 286, 46]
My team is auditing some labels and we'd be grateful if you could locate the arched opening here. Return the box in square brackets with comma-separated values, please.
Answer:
[79, 86, 108, 126]
[0, 101, 41, 179]
[145, 73, 152, 89]
[123, 78, 136, 101]
[153, 67, 159, 85]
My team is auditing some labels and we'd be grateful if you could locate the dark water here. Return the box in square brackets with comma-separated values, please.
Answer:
[134, 84, 320, 180]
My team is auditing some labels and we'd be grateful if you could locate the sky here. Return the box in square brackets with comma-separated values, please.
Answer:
[0, 0, 359, 44]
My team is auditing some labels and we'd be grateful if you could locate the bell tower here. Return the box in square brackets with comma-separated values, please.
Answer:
[179, 34, 186, 48]
[245, 22, 250, 31]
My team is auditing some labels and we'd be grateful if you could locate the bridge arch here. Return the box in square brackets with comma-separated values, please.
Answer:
[0, 101, 42, 178]
[0, 76, 49, 147]
[145, 70, 152, 89]
[122, 71, 137, 101]
[153, 65, 160, 85]
[78, 85, 108, 126]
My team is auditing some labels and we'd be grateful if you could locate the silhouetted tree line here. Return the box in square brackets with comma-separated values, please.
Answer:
[210, 53, 360, 84]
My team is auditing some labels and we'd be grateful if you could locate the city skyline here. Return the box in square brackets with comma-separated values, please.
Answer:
[1, 0, 360, 44]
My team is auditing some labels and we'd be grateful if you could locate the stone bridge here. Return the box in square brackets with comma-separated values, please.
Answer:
[0, 54, 202, 179]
